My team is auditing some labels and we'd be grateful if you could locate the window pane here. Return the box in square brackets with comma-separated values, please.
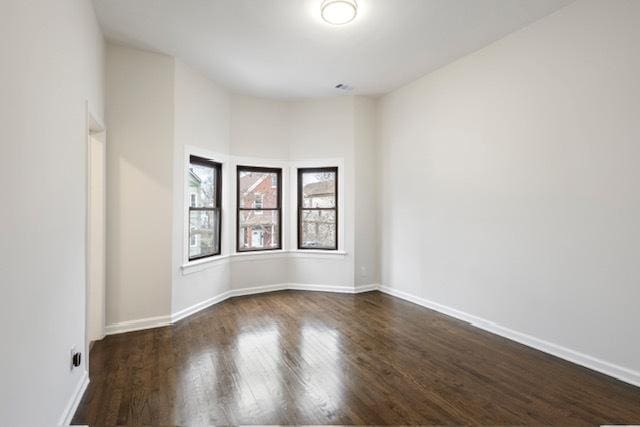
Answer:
[300, 209, 336, 249]
[189, 210, 219, 258]
[239, 170, 279, 209]
[189, 163, 217, 208]
[238, 210, 280, 251]
[301, 170, 336, 208]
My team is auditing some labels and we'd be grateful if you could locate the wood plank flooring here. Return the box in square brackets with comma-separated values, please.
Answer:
[73, 290, 640, 425]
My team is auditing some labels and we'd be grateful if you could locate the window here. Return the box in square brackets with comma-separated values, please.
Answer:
[237, 166, 282, 252]
[188, 156, 222, 261]
[298, 167, 338, 250]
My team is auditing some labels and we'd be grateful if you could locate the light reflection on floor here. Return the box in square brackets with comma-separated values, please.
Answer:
[299, 324, 344, 417]
[216, 320, 347, 423]
[233, 325, 283, 419]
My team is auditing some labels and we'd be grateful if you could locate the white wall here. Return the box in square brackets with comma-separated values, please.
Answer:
[230, 94, 290, 159]
[0, 0, 105, 424]
[288, 97, 357, 286]
[171, 60, 231, 314]
[87, 134, 106, 343]
[377, 0, 640, 375]
[227, 95, 291, 291]
[105, 44, 174, 325]
[229, 96, 360, 289]
[354, 97, 379, 286]
[104, 47, 377, 330]
[191, 95, 373, 294]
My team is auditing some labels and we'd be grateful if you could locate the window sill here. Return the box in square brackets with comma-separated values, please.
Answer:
[232, 249, 346, 261]
[230, 250, 290, 262]
[181, 249, 348, 274]
[181, 254, 230, 275]
[288, 249, 348, 259]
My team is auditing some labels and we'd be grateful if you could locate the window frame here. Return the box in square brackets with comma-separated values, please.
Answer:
[297, 166, 339, 251]
[188, 155, 222, 261]
[236, 165, 283, 253]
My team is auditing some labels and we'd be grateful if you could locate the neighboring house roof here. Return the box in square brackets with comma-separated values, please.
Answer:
[304, 181, 334, 197]
[240, 172, 269, 196]
[189, 168, 202, 184]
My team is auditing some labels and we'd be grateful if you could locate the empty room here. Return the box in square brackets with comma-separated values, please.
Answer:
[2, 0, 640, 425]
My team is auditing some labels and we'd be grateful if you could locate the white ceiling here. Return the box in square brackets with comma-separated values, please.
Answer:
[93, 0, 573, 99]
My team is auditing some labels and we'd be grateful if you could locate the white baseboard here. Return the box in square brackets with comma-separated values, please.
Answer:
[106, 283, 378, 335]
[104, 314, 172, 335]
[378, 285, 640, 388]
[58, 369, 89, 426]
[171, 291, 231, 323]
[353, 283, 381, 293]
[379, 285, 488, 325]
[230, 283, 288, 297]
[287, 283, 378, 294]
[104, 282, 640, 388]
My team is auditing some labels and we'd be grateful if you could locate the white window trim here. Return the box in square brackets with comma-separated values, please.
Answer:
[289, 158, 345, 254]
[233, 156, 289, 254]
[182, 146, 230, 267]
[181, 151, 346, 275]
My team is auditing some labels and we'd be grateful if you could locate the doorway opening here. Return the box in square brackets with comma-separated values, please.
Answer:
[86, 107, 106, 371]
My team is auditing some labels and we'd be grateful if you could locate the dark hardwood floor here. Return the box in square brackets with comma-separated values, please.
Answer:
[73, 290, 640, 425]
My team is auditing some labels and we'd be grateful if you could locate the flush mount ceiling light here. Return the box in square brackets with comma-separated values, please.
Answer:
[321, 0, 358, 25]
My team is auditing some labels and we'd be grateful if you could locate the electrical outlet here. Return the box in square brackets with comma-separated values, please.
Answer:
[70, 346, 82, 370]
[360, 266, 367, 278]
[70, 346, 76, 370]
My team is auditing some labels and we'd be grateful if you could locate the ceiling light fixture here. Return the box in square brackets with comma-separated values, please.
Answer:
[321, 0, 358, 25]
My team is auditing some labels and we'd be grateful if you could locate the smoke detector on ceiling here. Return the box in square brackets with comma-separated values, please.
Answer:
[335, 83, 354, 91]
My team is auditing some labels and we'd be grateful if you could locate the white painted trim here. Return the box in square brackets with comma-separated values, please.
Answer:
[85, 102, 107, 379]
[104, 283, 640, 388]
[230, 156, 291, 255]
[183, 146, 230, 267]
[289, 158, 345, 252]
[353, 283, 379, 293]
[105, 314, 172, 335]
[288, 249, 348, 259]
[232, 155, 289, 168]
[58, 369, 89, 426]
[378, 286, 486, 325]
[181, 254, 231, 275]
[180, 249, 348, 274]
[231, 283, 288, 297]
[171, 291, 231, 323]
[377, 285, 640, 388]
[286, 283, 375, 293]
[230, 249, 290, 262]
[182, 152, 349, 268]
[108, 283, 378, 334]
